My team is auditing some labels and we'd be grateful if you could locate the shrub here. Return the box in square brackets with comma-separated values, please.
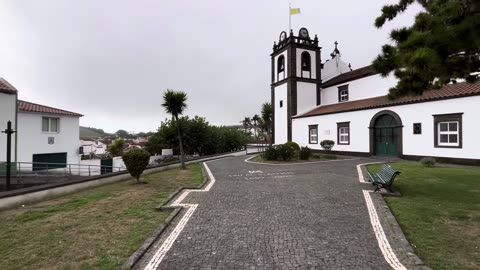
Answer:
[122, 148, 151, 183]
[263, 146, 279, 161]
[277, 143, 296, 161]
[284, 141, 300, 151]
[299, 146, 312, 160]
[420, 157, 436, 167]
[320, 140, 335, 151]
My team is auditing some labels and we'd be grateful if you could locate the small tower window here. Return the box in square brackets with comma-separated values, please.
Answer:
[277, 55, 285, 81]
[301, 52, 311, 72]
[277, 55, 285, 73]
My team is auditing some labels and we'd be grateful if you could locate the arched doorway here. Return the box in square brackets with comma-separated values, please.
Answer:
[369, 110, 403, 157]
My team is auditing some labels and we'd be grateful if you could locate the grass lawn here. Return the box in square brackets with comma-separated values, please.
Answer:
[367, 161, 480, 270]
[0, 164, 204, 270]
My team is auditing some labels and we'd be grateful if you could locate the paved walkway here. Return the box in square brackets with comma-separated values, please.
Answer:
[138, 156, 396, 269]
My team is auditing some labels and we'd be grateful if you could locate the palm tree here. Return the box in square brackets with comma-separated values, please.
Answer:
[241, 117, 252, 134]
[261, 102, 273, 145]
[162, 89, 188, 169]
[252, 114, 260, 140]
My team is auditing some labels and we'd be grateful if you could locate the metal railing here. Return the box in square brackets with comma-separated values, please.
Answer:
[245, 143, 269, 155]
[3, 161, 125, 178]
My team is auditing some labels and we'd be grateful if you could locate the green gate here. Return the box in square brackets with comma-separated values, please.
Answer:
[374, 115, 400, 157]
[32, 153, 67, 171]
[100, 158, 113, 174]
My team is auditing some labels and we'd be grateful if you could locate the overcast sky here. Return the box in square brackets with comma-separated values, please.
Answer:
[0, 0, 421, 133]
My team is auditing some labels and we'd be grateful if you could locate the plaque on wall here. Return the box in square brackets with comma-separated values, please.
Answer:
[48, 137, 55, 145]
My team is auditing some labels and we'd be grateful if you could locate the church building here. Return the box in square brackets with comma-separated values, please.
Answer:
[271, 28, 480, 165]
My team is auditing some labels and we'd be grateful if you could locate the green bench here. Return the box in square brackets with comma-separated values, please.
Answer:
[367, 164, 401, 192]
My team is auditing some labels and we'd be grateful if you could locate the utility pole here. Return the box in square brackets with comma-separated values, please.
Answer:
[2, 121, 16, 191]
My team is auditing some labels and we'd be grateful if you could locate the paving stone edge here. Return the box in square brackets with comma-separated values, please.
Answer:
[120, 162, 211, 270]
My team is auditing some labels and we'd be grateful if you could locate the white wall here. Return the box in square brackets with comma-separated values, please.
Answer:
[274, 83, 288, 144]
[17, 112, 81, 164]
[0, 93, 17, 161]
[296, 48, 316, 79]
[296, 82, 317, 116]
[292, 95, 480, 159]
[321, 54, 350, 81]
[274, 50, 288, 83]
[321, 74, 397, 105]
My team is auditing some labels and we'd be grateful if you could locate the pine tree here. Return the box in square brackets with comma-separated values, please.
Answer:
[373, 0, 480, 98]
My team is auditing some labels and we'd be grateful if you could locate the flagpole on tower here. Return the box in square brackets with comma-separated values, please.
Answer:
[289, 2, 291, 31]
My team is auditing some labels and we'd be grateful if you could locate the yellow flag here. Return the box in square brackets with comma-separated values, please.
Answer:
[290, 8, 301, 15]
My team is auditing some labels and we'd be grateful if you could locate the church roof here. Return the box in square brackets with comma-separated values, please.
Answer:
[0, 78, 18, 94]
[296, 81, 480, 118]
[18, 100, 83, 117]
[322, 65, 377, 88]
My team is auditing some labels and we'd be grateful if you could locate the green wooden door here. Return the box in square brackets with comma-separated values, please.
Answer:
[32, 153, 67, 171]
[374, 115, 399, 157]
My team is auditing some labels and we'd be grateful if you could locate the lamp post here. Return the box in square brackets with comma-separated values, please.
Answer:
[2, 121, 16, 191]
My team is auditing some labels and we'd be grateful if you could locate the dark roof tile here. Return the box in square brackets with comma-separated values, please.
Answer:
[322, 65, 377, 88]
[296, 81, 480, 118]
[18, 100, 83, 117]
[0, 78, 18, 94]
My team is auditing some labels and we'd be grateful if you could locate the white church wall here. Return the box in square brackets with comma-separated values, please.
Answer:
[274, 50, 288, 83]
[292, 95, 480, 159]
[274, 83, 288, 144]
[296, 82, 317, 116]
[321, 74, 397, 105]
[321, 55, 350, 81]
[295, 49, 316, 79]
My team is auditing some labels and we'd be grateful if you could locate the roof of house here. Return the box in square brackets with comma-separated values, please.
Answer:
[0, 78, 18, 94]
[18, 100, 83, 117]
[322, 65, 377, 88]
[296, 81, 480, 118]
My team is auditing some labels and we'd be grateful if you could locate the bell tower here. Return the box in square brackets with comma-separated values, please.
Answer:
[271, 28, 322, 144]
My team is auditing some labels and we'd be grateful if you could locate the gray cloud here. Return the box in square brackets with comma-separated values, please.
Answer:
[0, 0, 421, 133]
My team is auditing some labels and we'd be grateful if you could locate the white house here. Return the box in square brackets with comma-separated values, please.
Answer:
[0, 78, 83, 170]
[271, 28, 480, 165]
[0, 78, 18, 162]
[79, 139, 107, 156]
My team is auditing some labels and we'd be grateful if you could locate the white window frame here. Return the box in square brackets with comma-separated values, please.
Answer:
[437, 121, 459, 147]
[309, 126, 318, 144]
[339, 126, 349, 144]
[339, 89, 348, 102]
[42, 117, 60, 133]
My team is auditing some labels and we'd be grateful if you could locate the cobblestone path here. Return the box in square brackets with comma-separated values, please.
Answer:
[138, 156, 393, 270]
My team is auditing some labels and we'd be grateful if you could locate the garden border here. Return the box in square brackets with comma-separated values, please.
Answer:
[244, 154, 358, 165]
[359, 163, 431, 270]
[119, 161, 215, 270]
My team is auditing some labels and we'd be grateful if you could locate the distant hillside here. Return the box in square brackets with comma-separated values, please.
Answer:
[80, 126, 110, 138]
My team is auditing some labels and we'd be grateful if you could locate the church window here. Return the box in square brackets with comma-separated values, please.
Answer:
[338, 85, 349, 102]
[337, 122, 350, 145]
[280, 100, 283, 108]
[309, 125, 318, 144]
[301, 52, 311, 72]
[434, 113, 462, 148]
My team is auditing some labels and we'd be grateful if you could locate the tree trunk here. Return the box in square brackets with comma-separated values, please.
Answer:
[175, 115, 186, 169]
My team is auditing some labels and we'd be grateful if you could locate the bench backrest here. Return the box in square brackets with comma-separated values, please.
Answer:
[379, 164, 400, 184]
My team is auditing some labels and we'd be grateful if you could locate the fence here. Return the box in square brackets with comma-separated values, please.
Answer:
[245, 143, 269, 155]
[10, 161, 124, 178]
